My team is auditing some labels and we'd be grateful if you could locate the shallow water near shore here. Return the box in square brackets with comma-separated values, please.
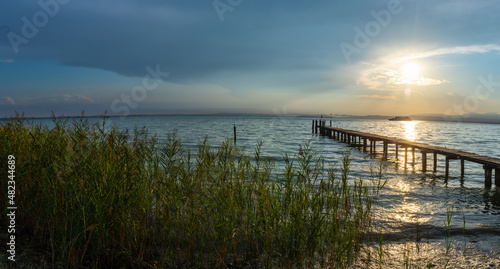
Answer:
[33, 114, 500, 267]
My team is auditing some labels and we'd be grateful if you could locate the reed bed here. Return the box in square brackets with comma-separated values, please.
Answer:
[0, 114, 384, 268]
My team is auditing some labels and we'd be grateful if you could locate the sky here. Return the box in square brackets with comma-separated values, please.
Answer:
[1, 0, 500, 117]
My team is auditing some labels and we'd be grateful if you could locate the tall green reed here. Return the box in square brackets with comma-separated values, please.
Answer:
[0, 114, 382, 268]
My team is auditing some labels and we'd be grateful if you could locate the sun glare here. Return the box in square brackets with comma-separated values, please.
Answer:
[400, 62, 421, 82]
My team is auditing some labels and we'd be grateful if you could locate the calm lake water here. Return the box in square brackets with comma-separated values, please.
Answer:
[32, 115, 500, 265]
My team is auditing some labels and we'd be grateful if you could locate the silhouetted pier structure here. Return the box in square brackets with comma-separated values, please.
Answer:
[313, 119, 500, 188]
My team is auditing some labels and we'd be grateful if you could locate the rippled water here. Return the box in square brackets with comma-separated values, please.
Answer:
[32, 115, 500, 264]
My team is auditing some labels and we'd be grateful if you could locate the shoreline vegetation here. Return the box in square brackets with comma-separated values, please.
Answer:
[1, 114, 498, 268]
[1, 114, 384, 268]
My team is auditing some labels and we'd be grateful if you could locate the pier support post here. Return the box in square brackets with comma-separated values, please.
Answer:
[315, 120, 318, 134]
[422, 152, 427, 173]
[461, 159, 465, 177]
[433, 153, 438, 172]
[445, 156, 450, 178]
[312, 120, 314, 133]
[484, 166, 493, 188]
[404, 146, 408, 166]
[383, 141, 388, 160]
[496, 169, 500, 186]
[363, 138, 367, 152]
[234, 124, 237, 143]
[395, 144, 398, 159]
[373, 141, 376, 153]
[412, 147, 415, 165]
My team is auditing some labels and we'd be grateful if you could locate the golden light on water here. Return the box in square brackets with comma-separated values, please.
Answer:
[391, 181, 432, 223]
[393, 201, 431, 223]
[402, 121, 417, 141]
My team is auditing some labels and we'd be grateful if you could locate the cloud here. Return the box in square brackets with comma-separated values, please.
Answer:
[355, 95, 396, 100]
[400, 44, 500, 62]
[357, 64, 449, 90]
[356, 44, 500, 90]
[29, 94, 95, 104]
[0, 96, 15, 105]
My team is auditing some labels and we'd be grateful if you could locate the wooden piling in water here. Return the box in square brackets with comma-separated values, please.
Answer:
[383, 141, 388, 160]
[423, 154, 427, 172]
[445, 156, 450, 177]
[234, 124, 236, 143]
[433, 152, 438, 172]
[461, 159, 465, 177]
[485, 166, 493, 188]
[404, 147, 408, 166]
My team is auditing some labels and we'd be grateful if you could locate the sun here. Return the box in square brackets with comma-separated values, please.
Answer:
[400, 62, 421, 82]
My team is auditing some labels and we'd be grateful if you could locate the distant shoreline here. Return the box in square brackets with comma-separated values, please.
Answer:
[2, 112, 500, 125]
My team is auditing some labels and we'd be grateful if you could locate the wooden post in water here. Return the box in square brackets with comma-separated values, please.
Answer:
[373, 141, 376, 153]
[312, 120, 314, 133]
[395, 144, 398, 159]
[412, 147, 415, 165]
[496, 169, 500, 186]
[422, 151, 427, 173]
[461, 159, 465, 177]
[404, 146, 408, 166]
[234, 124, 237, 143]
[433, 152, 438, 172]
[383, 141, 388, 160]
[315, 120, 318, 134]
[363, 138, 367, 152]
[445, 156, 450, 178]
[485, 166, 493, 188]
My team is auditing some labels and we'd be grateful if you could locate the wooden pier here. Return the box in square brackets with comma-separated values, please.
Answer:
[313, 119, 500, 188]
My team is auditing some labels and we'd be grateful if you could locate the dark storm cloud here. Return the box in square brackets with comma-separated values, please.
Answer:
[1, 0, 356, 84]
